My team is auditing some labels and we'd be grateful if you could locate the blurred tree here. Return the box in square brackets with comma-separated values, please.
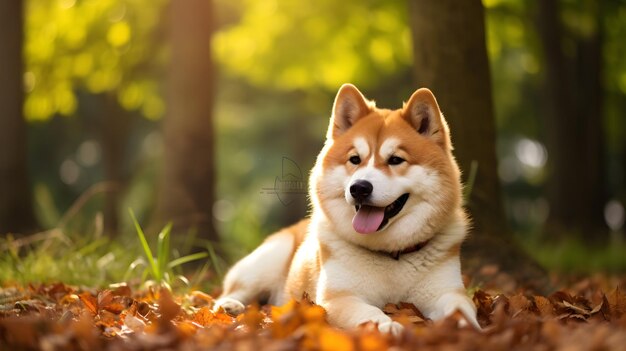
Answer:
[602, 1, 626, 235]
[213, 0, 411, 95]
[536, 0, 608, 242]
[206, 0, 417, 251]
[24, 0, 166, 121]
[24, 0, 167, 234]
[97, 93, 131, 236]
[0, 0, 38, 234]
[154, 0, 218, 244]
[409, 0, 547, 285]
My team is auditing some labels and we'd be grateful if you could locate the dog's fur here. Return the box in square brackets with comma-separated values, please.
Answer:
[214, 84, 479, 334]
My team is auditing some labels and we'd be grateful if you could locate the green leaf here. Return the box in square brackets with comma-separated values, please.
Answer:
[206, 243, 223, 278]
[128, 209, 159, 281]
[167, 252, 208, 269]
[157, 222, 172, 282]
[463, 160, 479, 205]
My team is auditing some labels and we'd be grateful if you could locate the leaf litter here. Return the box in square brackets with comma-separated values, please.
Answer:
[1, 274, 626, 350]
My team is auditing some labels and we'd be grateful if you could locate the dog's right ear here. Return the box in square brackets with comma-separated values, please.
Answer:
[328, 84, 373, 139]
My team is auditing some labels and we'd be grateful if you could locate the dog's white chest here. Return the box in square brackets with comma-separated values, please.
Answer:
[318, 244, 427, 306]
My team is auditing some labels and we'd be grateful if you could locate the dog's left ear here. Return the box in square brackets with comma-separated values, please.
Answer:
[403, 88, 450, 149]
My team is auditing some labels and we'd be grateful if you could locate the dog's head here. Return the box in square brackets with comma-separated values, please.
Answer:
[310, 84, 463, 251]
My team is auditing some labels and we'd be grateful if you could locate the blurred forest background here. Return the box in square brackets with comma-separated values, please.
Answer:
[1, 0, 626, 285]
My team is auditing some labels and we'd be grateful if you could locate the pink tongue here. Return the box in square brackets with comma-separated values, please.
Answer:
[352, 205, 385, 234]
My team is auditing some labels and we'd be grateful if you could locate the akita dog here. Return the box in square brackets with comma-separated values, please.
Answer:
[214, 84, 479, 334]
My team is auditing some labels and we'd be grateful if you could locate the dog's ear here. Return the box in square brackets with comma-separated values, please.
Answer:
[328, 84, 373, 139]
[403, 88, 450, 149]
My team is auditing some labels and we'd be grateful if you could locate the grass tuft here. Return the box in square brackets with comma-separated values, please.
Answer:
[128, 209, 208, 289]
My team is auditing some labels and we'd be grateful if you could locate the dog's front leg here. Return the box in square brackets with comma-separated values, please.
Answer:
[421, 290, 480, 329]
[321, 294, 403, 335]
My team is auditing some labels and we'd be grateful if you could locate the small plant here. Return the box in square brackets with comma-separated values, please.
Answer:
[127, 209, 208, 289]
[463, 160, 478, 204]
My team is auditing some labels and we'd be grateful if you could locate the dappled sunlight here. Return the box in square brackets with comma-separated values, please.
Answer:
[213, 0, 411, 90]
[24, 0, 166, 121]
[604, 200, 625, 232]
[515, 138, 547, 170]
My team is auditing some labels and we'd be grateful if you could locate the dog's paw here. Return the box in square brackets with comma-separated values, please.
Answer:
[213, 297, 245, 316]
[377, 320, 404, 336]
[432, 292, 481, 330]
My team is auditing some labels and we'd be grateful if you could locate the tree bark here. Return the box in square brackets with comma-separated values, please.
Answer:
[155, 0, 218, 244]
[536, 0, 607, 242]
[409, 0, 547, 288]
[98, 93, 130, 237]
[0, 0, 37, 235]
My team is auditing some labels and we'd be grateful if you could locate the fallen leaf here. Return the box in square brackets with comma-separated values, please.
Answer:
[158, 288, 181, 325]
[533, 295, 554, 317]
[319, 327, 354, 351]
[78, 292, 98, 315]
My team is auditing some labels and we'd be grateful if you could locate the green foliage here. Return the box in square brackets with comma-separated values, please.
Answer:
[522, 237, 626, 274]
[24, 0, 167, 121]
[213, 0, 411, 91]
[0, 209, 212, 290]
[463, 160, 479, 205]
[127, 210, 209, 289]
[0, 231, 134, 286]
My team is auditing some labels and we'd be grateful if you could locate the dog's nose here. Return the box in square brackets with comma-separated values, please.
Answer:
[350, 180, 373, 202]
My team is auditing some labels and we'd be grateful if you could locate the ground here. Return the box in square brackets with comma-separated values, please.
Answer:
[1, 271, 625, 350]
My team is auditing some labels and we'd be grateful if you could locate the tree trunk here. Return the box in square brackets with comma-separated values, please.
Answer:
[98, 93, 131, 237]
[409, 0, 547, 288]
[0, 0, 37, 235]
[155, 0, 218, 245]
[536, 0, 607, 242]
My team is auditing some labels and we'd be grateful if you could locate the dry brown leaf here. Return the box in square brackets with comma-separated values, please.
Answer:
[4, 277, 626, 351]
[236, 303, 264, 331]
[319, 327, 354, 351]
[190, 290, 215, 307]
[607, 286, 626, 317]
[562, 300, 589, 315]
[533, 295, 554, 317]
[382, 303, 399, 315]
[358, 330, 389, 351]
[158, 288, 181, 324]
[78, 292, 98, 315]
[508, 293, 534, 318]
[111, 285, 132, 297]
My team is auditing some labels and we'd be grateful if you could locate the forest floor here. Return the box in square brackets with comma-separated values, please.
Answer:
[1, 269, 625, 351]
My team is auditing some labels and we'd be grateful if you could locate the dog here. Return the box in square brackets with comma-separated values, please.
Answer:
[214, 84, 479, 334]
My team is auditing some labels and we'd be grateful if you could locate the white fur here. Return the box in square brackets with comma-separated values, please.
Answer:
[303, 212, 477, 334]
[214, 230, 294, 313]
[378, 138, 400, 159]
[333, 158, 445, 252]
[353, 137, 370, 159]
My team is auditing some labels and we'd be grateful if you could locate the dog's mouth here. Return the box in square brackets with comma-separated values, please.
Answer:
[352, 193, 409, 234]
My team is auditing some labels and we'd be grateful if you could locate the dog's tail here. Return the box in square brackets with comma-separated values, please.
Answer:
[213, 219, 308, 315]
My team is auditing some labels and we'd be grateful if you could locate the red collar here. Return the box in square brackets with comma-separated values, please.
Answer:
[386, 240, 431, 260]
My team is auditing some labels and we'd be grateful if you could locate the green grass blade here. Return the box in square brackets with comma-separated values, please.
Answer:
[76, 237, 107, 256]
[206, 243, 224, 278]
[124, 257, 146, 282]
[167, 252, 208, 269]
[463, 160, 478, 205]
[128, 209, 159, 281]
[157, 222, 172, 282]
[190, 259, 211, 288]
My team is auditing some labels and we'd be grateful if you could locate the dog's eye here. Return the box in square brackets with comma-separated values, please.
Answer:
[388, 156, 405, 165]
[349, 155, 361, 165]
